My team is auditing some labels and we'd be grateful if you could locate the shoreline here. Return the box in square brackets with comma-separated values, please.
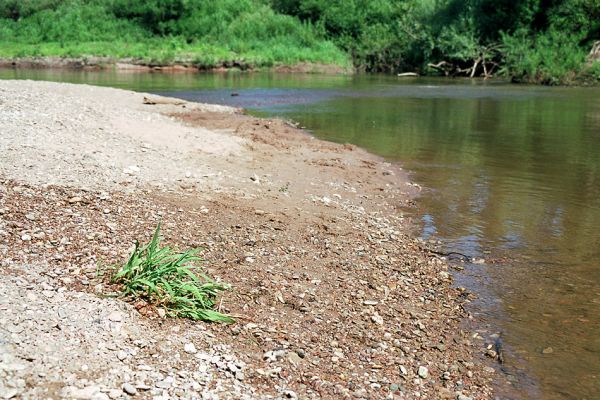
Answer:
[0, 56, 353, 75]
[0, 80, 495, 399]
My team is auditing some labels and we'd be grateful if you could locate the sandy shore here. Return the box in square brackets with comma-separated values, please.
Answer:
[0, 80, 495, 399]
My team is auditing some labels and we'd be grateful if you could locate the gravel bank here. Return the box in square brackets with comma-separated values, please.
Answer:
[0, 80, 496, 399]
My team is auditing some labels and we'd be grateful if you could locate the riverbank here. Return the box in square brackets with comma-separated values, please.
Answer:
[0, 80, 495, 399]
[0, 56, 352, 75]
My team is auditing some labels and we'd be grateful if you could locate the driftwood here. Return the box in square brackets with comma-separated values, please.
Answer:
[428, 43, 502, 79]
[397, 72, 418, 77]
[142, 96, 186, 106]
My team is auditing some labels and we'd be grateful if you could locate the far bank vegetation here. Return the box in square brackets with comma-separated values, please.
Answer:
[0, 0, 598, 84]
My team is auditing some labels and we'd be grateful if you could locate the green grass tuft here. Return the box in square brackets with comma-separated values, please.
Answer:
[112, 223, 233, 323]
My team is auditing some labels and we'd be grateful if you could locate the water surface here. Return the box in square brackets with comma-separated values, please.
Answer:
[2, 69, 599, 399]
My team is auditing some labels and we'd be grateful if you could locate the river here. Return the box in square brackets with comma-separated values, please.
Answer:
[2, 69, 599, 399]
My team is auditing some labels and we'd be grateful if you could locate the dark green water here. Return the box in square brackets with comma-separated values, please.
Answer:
[2, 69, 600, 399]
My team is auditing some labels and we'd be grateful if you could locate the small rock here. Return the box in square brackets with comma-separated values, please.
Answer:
[122, 383, 137, 396]
[0, 388, 19, 399]
[287, 352, 302, 366]
[65, 385, 101, 399]
[117, 350, 128, 361]
[184, 343, 197, 354]
[108, 389, 122, 399]
[155, 377, 173, 389]
[157, 308, 166, 318]
[68, 196, 83, 204]
[25, 213, 37, 221]
[282, 390, 298, 399]
[254, 209, 265, 215]
[263, 349, 287, 362]
[107, 311, 123, 322]
[418, 366, 429, 379]
[457, 395, 473, 400]
[542, 346, 554, 354]
[371, 313, 384, 325]
[20, 234, 31, 241]
[363, 300, 379, 306]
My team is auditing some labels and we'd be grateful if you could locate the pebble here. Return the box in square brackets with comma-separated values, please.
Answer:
[116, 350, 128, 361]
[371, 313, 384, 325]
[418, 366, 429, 379]
[184, 343, 197, 354]
[107, 311, 123, 322]
[66, 385, 101, 399]
[122, 383, 137, 396]
[20, 234, 32, 241]
[282, 389, 298, 399]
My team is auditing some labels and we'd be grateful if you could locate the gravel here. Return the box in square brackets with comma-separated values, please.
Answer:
[0, 80, 497, 399]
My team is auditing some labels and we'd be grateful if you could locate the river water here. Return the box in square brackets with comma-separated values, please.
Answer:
[2, 69, 599, 399]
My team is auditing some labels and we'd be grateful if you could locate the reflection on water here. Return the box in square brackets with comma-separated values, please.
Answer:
[2, 69, 600, 399]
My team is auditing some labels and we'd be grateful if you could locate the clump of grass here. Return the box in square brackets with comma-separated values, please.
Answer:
[112, 223, 233, 323]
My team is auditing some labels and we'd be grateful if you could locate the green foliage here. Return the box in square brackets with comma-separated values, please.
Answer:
[0, 0, 350, 69]
[502, 28, 588, 84]
[111, 223, 233, 323]
[0, 0, 598, 83]
[270, 0, 599, 82]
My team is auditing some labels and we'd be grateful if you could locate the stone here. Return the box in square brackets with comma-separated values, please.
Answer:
[184, 343, 197, 354]
[371, 313, 384, 325]
[20, 234, 32, 241]
[542, 346, 554, 354]
[287, 352, 302, 366]
[107, 311, 123, 322]
[0, 388, 19, 399]
[65, 385, 101, 399]
[282, 390, 298, 399]
[122, 383, 137, 396]
[418, 366, 429, 379]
